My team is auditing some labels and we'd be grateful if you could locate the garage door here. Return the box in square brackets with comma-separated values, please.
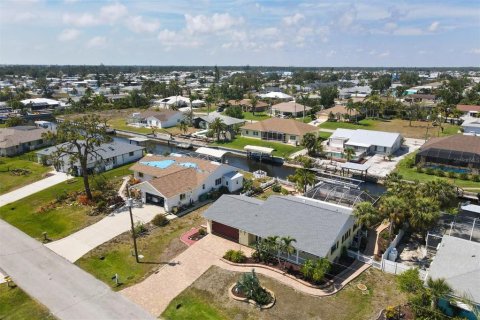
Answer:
[212, 221, 239, 242]
[146, 193, 164, 207]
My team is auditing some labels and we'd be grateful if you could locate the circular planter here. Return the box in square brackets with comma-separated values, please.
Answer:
[228, 284, 276, 309]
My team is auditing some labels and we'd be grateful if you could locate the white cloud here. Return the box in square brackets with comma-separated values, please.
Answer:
[392, 27, 424, 36]
[127, 16, 160, 33]
[99, 3, 127, 24]
[271, 41, 285, 49]
[283, 13, 304, 26]
[58, 28, 80, 41]
[257, 27, 278, 37]
[378, 51, 390, 58]
[185, 13, 243, 34]
[338, 9, 356, 29]
[86, 36, 107, 48]
[158, 29, 201, 50]
[469, 48, 480, 54]
[158, 29, 177, 42]
[428, 21, 440, 32]
[63, 13, 99, 27]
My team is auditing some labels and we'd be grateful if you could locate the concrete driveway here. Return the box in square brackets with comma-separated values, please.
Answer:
[121, 234, 253, 317]
[46, 204, 163, 262]
[0, 218, 155, 320]
[0, 171, 70, 207]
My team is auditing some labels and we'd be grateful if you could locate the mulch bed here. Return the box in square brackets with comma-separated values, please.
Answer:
[377, 304, 415, 320]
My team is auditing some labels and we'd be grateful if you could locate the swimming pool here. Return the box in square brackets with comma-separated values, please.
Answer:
[425, 165, 470, 174]
[140, 160, 176, 169]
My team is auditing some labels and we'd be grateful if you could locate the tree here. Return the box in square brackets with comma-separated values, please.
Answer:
[177, 120, 188, 135]
[420, 180, 457, 210]
[209, 117, 226, 141]
[319, 86, 338, 108]
[379, 196, 407, 238]
[410, 197, 440, 234]
[397, 268, 424, 294]
[236, 269, 272, 305]
[280, 236, 296, 268]
[5, 117, 24, 127]
[426, 277, 452, 309]
[353, 202, 380, 229]
[344, 147, 355, 162]
[312, 258, 331, 283]
[302, 132, 323, 156]
[250, 95, 258, 116]
[42, 115, 111, 200]
[225, 105, 244, 119]
[289, 167, 315, 193]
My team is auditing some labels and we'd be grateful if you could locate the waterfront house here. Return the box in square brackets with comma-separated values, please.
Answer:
[0, 126, 52, 157]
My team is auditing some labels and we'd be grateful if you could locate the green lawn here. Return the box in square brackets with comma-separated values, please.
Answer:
[0, 284, 55, 320]
[0, 123, 5, 128]
[395, 153, 480, 190]
[318, 131, 332, 140]
[0, 153, 51, 195]
[319, 119, 460, 139]
[162, 266, 407, 320]
[211, 137, 303, 157]
[76, 206, 207, 290]
[107, 118, 153, 134]
[242, 112, 271, 121]
[0, 165, 132, 241]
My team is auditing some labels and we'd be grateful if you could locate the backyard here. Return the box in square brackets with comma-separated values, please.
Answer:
[0, 165, 132, 240]
[210, 137, 303, 157]
[395, 153, 480, 190]
[0, 152, 51, 195]
[0, 283, 55, 320]
[76, 205, 208, 290]
[162, 266, 407, 320]
[319, 119, 460, 139]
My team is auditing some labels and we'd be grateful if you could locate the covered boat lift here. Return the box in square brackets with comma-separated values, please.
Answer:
[340, 162, 370, 180]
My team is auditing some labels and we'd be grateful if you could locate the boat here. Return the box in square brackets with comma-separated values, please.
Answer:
[177, 142, 193, 149]
[248, 153, 284, 165]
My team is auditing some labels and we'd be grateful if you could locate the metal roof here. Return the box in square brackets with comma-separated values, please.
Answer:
[203, 195, 355, 258]
[244, 145, 274, 155]
[331, 128, 401, 148]
[195, 147, 228, 159]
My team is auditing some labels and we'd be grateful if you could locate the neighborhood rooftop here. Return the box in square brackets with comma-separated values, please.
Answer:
[330, 128, 401, 148]
[0, 126, 50, 149]
[241, 118, 318, 136]
[203, 195, 354, 258]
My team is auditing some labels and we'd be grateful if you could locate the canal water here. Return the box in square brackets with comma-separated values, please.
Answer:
[114, 135, 386, 196]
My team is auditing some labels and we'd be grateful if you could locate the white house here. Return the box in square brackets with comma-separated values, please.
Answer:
[130, 154, 243, 212]
[461, 117, 480, 135]
[326, 128, 402, 160]
[36, 140, 145, 175]
[153, 96, 190, 109]
[20, 98, 62, 111]
[129, 110, 184, 129]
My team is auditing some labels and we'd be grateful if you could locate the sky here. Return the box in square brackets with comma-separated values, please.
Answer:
[0, 0, 479, 67]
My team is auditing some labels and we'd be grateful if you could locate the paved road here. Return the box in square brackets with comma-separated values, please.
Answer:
[0, 171, 70, 207]
[0, 219, 155, 320]
[46, 204, 163, 262]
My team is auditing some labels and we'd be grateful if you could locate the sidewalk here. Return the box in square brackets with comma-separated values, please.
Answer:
[0, 171, 70, 207]
[45, 204, 163, 262]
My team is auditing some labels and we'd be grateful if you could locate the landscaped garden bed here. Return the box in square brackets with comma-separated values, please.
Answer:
[228, 270, 275, 309]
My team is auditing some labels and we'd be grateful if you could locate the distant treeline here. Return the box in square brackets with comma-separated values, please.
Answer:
[0, 65, 478, 78]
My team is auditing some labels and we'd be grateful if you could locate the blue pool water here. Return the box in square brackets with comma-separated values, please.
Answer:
[426, 165, 470, 174]
[140, 160, 175, 169]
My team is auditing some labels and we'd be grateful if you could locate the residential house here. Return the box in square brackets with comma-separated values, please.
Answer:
[457, 104, 480, 118]
[271, 101, 312, 118]
[37, 140, 144, 175]
[316, 105, 359, 122]
[192, 112, 246, 131]
[154, 96, 190, 109]
[0, 126, 52, 157]
[462, 117, 480, 135]
[241, 118, 318, 146]
[403, 94, 437, 105]
[258, 92, 293, 100]
[326, 129, 402, 161]
[415, 135, 480, 174]
[203, 195, 360, 264]
[129, 110, 184, 128]
[20, 98, 61, 111]
[130, 154, 243, 212]
[428, 236, 480, 317]
[228, 99, 269, 112]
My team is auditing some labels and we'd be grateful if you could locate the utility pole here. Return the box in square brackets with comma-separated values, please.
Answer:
[126, 185, 140, 263]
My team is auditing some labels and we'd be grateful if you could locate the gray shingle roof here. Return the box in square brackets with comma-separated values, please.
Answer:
[203, 195, 355, 257]
[428, 236, 480, 304]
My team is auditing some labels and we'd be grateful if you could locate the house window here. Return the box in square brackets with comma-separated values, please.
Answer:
[290, 135, 296, 141]
[138, 172, 144, 178]
[215, 178, 222, 186]
[245, 130, 249, 135]
[253, 131, 258, 136]
[226, 181, 229, 186]
[180, 194, 186, 200]
[330, 243, 337, 255]
[129, 151, 134, 156]
[202, 184, 205, 190]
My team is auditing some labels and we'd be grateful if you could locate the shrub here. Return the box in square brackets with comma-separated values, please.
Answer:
[198, 228, 207, 236]
[133, 222, 147, 235]
[151, 214, 169, 227]
[224, 105, 244, 119]
[425, 167, 434, 175]
[434, 169, 445, 177]
[56, 192, 68, 203]
[281, 188, 289, 195]
[385, 306, 396, 320]
[404, 157, 415, 168]
[300, 258, 331, 283]
[471, 174, 480, 182]
[272, 184, 281, 193]
[396, 268, 424, 293]
[236, 270, 272, 305]
[223, 249, 246, 263]
[459, 173, 469, 180]
[447, 171, 457, 179]
[96, 200, 107, 212]
[415, 166, 424, 173]
[76, 194, 90, 205]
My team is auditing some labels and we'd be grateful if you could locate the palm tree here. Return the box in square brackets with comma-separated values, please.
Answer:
[378, 196, 407, 238]
[177, 120, 188, 135]
[280, 236, 296, 268]
[265, 236, 281, 265]
[426, 277, 452, 309]
[302, 132, 319, 156]
[289, 167, 315, 193]
[299, 94, 310, 122]
[250, 95, 258, 116]
[345, 99, 355, 122]
[410, 197, 440, 235]
[209, 117, 225, 141]
[353, 202, 380, 229]
[344, 147, 355, 162]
